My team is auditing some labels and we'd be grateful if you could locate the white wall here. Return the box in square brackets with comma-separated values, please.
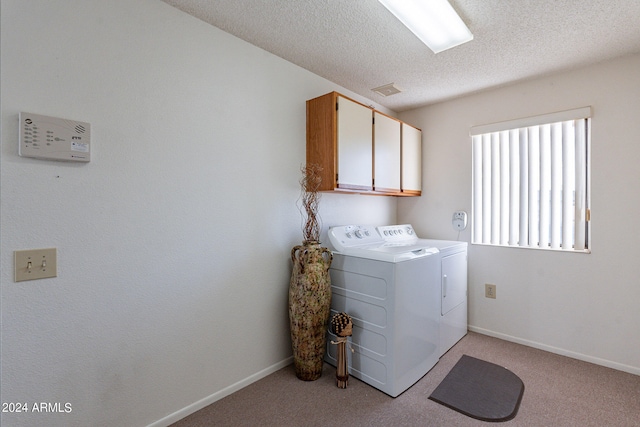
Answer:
[399, 53, 640, 375]
[0, 1, 396, 426]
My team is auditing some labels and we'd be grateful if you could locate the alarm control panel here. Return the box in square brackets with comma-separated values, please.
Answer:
[19, 112, 90, 162]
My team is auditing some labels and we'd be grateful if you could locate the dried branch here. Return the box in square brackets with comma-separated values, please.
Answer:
[299, 164, 323, 243]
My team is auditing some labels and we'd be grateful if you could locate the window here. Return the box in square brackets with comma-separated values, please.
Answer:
[471, 107, 591, 252]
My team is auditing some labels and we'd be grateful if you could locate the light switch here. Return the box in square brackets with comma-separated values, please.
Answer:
[14, 248, 57, 282]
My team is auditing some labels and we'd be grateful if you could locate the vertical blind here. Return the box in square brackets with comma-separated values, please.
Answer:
[471, 107, 591, 251]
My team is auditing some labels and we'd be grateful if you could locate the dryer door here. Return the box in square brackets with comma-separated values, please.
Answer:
[441, 251, 467, 315]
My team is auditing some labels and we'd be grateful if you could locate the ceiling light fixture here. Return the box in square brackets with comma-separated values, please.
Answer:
[378, 0, 473, 54]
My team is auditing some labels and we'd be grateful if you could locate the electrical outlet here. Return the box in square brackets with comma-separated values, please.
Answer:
[452, 211, 468, 231]
[485, 283, 496, 299]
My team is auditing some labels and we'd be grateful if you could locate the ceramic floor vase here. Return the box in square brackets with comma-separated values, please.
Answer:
[288, 241, 332, 380]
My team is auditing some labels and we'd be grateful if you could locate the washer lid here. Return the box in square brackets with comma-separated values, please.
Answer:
[338, 244, 439, 262]
[328, 225, 439, 262]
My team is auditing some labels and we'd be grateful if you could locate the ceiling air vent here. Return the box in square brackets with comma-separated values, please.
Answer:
[372, 83, 403, 97]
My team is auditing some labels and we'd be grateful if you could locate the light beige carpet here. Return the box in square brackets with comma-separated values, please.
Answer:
[171, 332, 640, 426]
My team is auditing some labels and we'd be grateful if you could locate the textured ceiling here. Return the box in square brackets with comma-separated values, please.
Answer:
[162, 0, 640, 112]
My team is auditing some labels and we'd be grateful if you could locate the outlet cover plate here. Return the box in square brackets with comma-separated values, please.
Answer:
[15, 248, 57, 282]
[452, 211, 468, 231]
[485, 283, 496, 299]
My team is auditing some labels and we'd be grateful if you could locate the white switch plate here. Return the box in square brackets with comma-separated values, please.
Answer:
[14, 248, 57, 282]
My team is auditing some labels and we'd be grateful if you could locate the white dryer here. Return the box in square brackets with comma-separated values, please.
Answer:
[325, 224, 441, 397]
[418, 239, 468, 356]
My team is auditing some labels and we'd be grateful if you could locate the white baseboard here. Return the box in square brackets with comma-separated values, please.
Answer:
[148, 356, 293, 427]
[468, 326, 640, 376]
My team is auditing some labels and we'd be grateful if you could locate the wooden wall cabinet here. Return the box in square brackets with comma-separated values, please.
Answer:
[374, 111, 401, 193]
[401, 122, 422, 195]
[306, 91, 422, 196]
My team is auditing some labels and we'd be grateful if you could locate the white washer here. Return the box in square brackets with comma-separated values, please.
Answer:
[325, 224, 441, 397]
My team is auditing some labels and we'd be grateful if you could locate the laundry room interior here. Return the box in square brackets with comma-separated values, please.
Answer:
[2, 1, 640, 426]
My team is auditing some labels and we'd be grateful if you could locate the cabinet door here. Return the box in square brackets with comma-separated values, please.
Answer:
[374, 112, 401, 193]
[402, 123, 422, 193]
[337, 96, 373, 191]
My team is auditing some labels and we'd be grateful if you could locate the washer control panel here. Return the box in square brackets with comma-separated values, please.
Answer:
[328, 224, 423, 252]
[328, 225, 383, 250]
